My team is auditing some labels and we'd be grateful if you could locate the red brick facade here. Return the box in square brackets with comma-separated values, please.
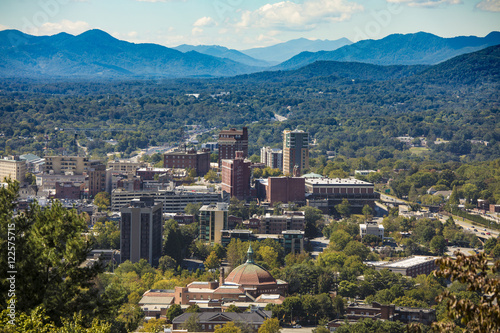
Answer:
[163, 148, 210, 176]
[267, 177, 305, 205]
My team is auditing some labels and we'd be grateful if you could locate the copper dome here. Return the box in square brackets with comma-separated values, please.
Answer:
[225, 245, 276, 286]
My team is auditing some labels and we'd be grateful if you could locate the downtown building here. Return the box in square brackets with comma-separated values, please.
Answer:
[120, 197, 163, 266]
[260, 147, 283, 170]
[305, 177, 380, 215]
[163, 148, 211, 176]
[218, 127, 248, 168]
[282, 130, 309, 176]
[111, 187, 229, 213]
[0, 155, 27, 184]
[199, 202, 229, 244]
[221, 151, 251, 200]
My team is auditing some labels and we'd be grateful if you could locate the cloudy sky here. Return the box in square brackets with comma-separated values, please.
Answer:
[0, 0, 499, 49]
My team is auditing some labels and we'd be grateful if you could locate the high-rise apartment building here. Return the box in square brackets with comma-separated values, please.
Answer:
[218, 127, 248, 168]
[0, 156, 27, 184]
[199, 202, 228, 244]
[120, 197, 163, 266]
[260, 147, 283, 170]
[282, 130, 309, 176]
[221, 151, 251, 200]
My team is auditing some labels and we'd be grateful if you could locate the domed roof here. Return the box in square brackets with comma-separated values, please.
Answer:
[225, 245, 276, 286]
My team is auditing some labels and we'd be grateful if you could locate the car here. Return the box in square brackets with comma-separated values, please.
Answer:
[481, 232, 485, 235]
[294, 325, 302, 328]
[487, 232, 491, 235]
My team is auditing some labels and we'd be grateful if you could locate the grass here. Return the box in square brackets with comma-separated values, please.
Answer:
[410, 147, 431, 156]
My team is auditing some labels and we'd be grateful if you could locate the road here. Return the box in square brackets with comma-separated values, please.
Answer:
[309, 236, 329, 258]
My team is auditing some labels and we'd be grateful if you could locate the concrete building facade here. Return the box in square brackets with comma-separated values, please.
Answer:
[44, 156, 88, 175]
[0, 156, 27, 184]
[282, 130, 309, 176]
[360, 221, 385, 239]
[120, 197, 163, 266]
[199, 202, 229, 244]
[260, 147, 283, 170]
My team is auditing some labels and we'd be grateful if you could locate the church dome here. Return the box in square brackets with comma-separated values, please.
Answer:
[225, 245, 276, 286]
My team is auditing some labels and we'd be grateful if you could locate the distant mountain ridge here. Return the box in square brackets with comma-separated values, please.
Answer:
[276, 31, 500, 70]
[173, 44, 271, 67]
[241, 37, 352, 63]
[0, 29, 261, 78]
[0, 29, 499, 80]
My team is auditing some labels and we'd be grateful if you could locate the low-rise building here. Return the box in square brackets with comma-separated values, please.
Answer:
[360, 221, 384, 239]
[163, 148, 211, 176]
[305, 177, 379, 215]
[172, 310, 271, 332]
[364, 256, 439, 278]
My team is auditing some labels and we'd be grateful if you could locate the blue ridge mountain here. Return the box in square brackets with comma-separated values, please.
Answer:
[0, 29, 262, 78]
[241, 37, 352, 64]
[275, 31, 500, 70]
[172, 44, 271, 67]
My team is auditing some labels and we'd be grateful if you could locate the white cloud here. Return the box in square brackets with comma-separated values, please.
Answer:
[193, 16, 217, 27]
[192, 27, 203, 35]
[386, 0, 462, 7]
[28, 19, 90, 36]
[0, 24, 9, 31]
[236, 0, 363, 30]
[476, 0, 500, 11]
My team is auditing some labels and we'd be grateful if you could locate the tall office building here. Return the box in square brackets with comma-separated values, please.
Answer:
[218, 127, 248, 168]
[260, 147, 283, 170]
[88, 160, 106, 198]
[120, 197, 163, 266]
[199, 202, 228, 244]
[282, 130, 309, 176]
[221, 151, 251, 200]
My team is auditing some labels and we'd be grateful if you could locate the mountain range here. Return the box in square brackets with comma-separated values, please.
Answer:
[0, 29, 499, 79]
[275, 31, 500, 70]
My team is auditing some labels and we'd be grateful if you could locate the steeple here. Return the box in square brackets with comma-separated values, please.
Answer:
[246, 244, 254, 264]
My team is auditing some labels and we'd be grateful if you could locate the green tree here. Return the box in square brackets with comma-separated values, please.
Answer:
[335, 198, 351, 218]
[94, 191, 110, 210]
[141, 318, 169, 333]
[215, 321, 242, 333]
[329, 230, 353, 252]
[432, 251, 500, 332]
[430, 235, 447, 255]
[225, 304, 243, 313]
[449, 185, 460, 205]
[182, 314, 202, 332]
[0, 181, 106, 326]
[204, 250, 222, 270]
[185, 202, 202, 221]
[158, 255, 177, 272]
[166, 304, 183, 321]
[362, 204, 373, 221]
[185, 304, 201, 313]
[258, 318, 281, 333]
[204, 169, 221, 183]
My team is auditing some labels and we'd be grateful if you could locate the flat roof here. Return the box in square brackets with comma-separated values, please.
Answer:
[366, 256, 439, 269]
[305, 177, 373, 186]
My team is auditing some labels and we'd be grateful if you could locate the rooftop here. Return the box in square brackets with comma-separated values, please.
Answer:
[305, 177, 373, 186]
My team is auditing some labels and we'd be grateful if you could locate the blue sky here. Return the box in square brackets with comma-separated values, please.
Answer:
[0, 0, 499, 49]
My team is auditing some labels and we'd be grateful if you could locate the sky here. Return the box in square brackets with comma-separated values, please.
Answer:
[0, 0, 499, 50]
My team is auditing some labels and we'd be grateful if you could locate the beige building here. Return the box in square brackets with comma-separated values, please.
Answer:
[199, 202, 228, 244]
[360, 221, 384, 239]
[108, 159, 144, 175]
[44, 156, 88, 175]
[283, 130, 309, 176]
[0, 156, 27, 184]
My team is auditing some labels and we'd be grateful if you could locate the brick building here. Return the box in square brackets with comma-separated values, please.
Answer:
[218, 127, 248, 168]
[221, 151, 251, 200]
[88, 160, 106, 198]
[163, 148, 211, 176]
[54, 182, 83, 200]
[266, 177, 305, 205]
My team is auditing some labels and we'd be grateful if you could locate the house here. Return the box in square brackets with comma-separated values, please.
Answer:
[172, 310, 271, 332]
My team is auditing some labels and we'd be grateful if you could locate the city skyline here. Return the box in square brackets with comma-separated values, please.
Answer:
[0, 0, 498, 50]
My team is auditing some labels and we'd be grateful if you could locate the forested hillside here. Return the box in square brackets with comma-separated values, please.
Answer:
[0, 45, 498, 163]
